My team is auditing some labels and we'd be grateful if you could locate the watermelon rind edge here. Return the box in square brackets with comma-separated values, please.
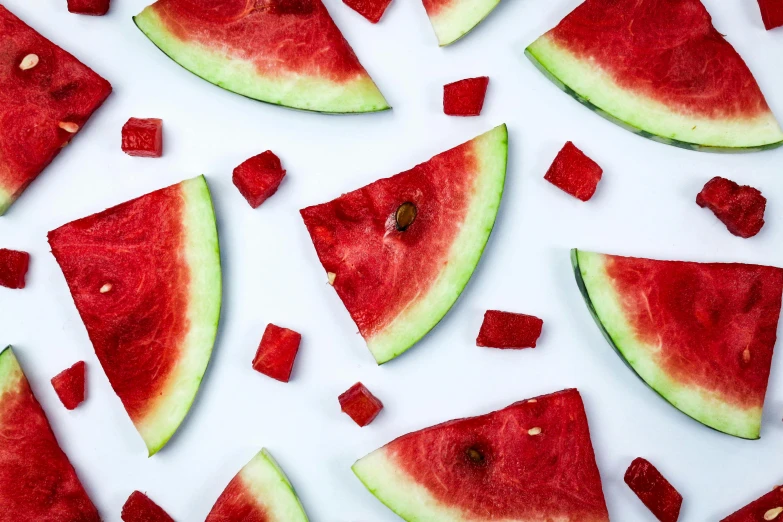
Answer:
[0, 346, 21, 396]
[427, 0, 501, 47]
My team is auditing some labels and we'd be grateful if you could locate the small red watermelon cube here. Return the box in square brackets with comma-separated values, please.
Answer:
[721, 484, 783, 521]
[476, 310, 544, 349]
[758, 0, 783, 30]
[121, 491, 174, 522]
[697, 176, 766, 238]
[122, 118, 163, 158]
[443, 77, 489, 116]
[67, 0, 110, 15]
[252, 324, 302, 383]
[0, 248, 30, 289]
[343, 0, 393, 23]
[545, 142, 603, 201]
[51, 361, 86, 410]
[233, 151, 286, 208]
[339, 382, 383, 427]
[624, 458, 682, 522]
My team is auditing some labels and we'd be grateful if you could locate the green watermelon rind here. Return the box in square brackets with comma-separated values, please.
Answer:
[571, 249, 762, 440]
[366, 124, 508, 365]
[525, 36, 783, 153]
[0, 187, 12, 216]
[0, 346, 22, 398]
[132, 8, 390, 114]
[427, 0, 501, 46]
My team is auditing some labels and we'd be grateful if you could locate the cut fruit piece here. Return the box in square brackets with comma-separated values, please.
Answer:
[697, 176, 766, 238]
[252, 324, 302, 383]
[476, 310, 543, 349]
[122, 117, 163, 158]
[134, 0, 389, 113]
[443, 76, 489, 116]
[758, 0, 783, 30]
[206, 448, 309, 522]
[721, 485, 783, 521]
[422, 0, 501, 46]
[300, 125, 507, 364]
[0, 346, 100, 521]
[51, 360, 86, 410]
[0, 248, 30, 289]
[48, 176, 222, 455]
[572, 249, 783, 439]
[233, 151, 286, 208]
[121, 491, 174, 522]
[343, 0, 393, 23]
[624, 457, 682, 522]
[353, 388, 609, 521]
[544, 141, 602, 201]
[68, 0, 110, 15]
[339, 382, 383, 426]
[0, 6, 112, 215]
[526, 0, 783, 152]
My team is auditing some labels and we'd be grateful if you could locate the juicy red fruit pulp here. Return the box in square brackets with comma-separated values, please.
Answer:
[252, 323, 302, 383]
[121, 491, 174, 522]
[233, 150, 286, 208]
[68, 0, 110, 15]
[122, 117, 163, 158]
[545, 141, 602, 201]
[476, 310, 543, 349]
[443, 76, 489, 116]
[721, 485, 783, 521]
[0, 248, 30, 289]
[624, 458, 682, 522]
[51, 361, 86, 410]
[697, 176, 766, 238]
[758, 0, 783, 30]
[343, 0, 393, 23]
[339, 382, 383, 426]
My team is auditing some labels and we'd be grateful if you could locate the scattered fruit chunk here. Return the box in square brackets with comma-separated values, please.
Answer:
[68, 0, 110, 15]
[544, 142, 602, 201]
[0, 347, 100, 520]
[233, 151, 286, 208]
[758, 0, 783, 30]
[339, 382, 383, 427]
[443, 77, 489, 116]
[526, 0, 783, 151]
[121, 491, 174, 522]
[476, 310, 543, 349]
[696, 176, 766, 238]
[0, 248, 30, 289]
[343, 0, 393, 23]
[422, 0, 501, 45]
[0, 6, 111, 215]
[624, 457, 683, 522]
[353, 389, 609, 521]
[122, 118, 163, 158]
[721, 485, 783, 521]
[205, 448, 309, 521]
[300, 125, 507, 364]
[48, 176, 221, 456]
[51, 361, 87, 410]
[133, 0, 388, 113]
[252, 324, 302, 383]
[572, 249, 783, 439]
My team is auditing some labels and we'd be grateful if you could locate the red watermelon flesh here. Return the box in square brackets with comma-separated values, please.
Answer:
[51, 360, 86, 411]
[697, 176, 766, 238]
[121, 491, 174, 522]
[545, 141, 602, 202]
[0, 248, 30, 289]
[233, 151, 286, 208]
[68, 0, 110, 16]
[476, 310, 543, 349]
[443, 76, 489, 116]
[343, 0, 393, 23]
[0, 6, 111, 216]
[122, 118, 163, 158]
[339, 382, 383, 427]
[758, 0, 783, 30]
[624, 457, 682, 522]
[352, 388, 610, 521]
[0, 347, 100, 521]
[252, 323, 302, 383]
[721, 485, 783, 521]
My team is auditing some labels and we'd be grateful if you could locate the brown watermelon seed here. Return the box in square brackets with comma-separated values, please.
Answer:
[100, 283, 112, 293]
[59, 122, 79, 133]
[395, 202, 417, 231]
[764, 508, 782, 520]
[466, 447, 484, 463]
[528, 427, 542, 436]
[19, 54, 39, 70]
[327, 272, 336, 285]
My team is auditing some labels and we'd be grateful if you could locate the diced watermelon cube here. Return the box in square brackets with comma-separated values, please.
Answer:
[121, 491, 174, 522]
[721, 484, 783, 521]
[0, 248, 30, 289]
[624, 458, 682, 522]
[443, 77, 489, 116]
[51, 361, 86, 410]
[544, 142, 603, 201]
[697, 176, 766, 238]
[343, 0, 393, 23]
[252, 324, 302, 383]
[121, 118, 163, 158]
[339, 382, 383, 427]
[67, 0, 110, 15]
[233, 151, 286, 208]
[476, 310, 544, 349]
[758, 0, 783, 30]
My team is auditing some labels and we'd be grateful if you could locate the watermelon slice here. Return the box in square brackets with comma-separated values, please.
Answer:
[525, 0, 783, 152]
[352, 388, 609, 521]
[48, 176, 222, 455]
[721, 485, 783, 521]
[572, 249, 783, 439]
[0, 5, 111, 215]
[133, 0, 389, 114]
[300, 125, 507, 364]
[0, 346, 100, 521]
[205, 448, 309, 521]
[422, 0, 501, 46]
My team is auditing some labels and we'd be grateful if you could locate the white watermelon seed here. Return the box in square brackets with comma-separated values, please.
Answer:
[327, 272, 336, 285]
[527, 399, 537, 403]
[764, 507, 782, 520]
[743, 348, 751, 363]
[100, 283, 112, 293]
[19, 54, 39, 70]
[528, 427, 542, 436]
[59, 121, 79, 133]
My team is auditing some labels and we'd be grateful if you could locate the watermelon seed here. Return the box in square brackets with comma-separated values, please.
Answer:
[19, 54, 39, 70]
[327, 272, 336, 285]
[100, 283, 112, 293]
[59, 122, 79, 133]
[764, 507, 782, 520]
[743, 348, 751, 364]
[465, 447, 484, 463]
[528, 399, 537, 403]
[528, 427, 542, 436]
[395, 202, 417, 231]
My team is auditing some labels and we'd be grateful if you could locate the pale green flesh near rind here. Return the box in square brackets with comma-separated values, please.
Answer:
[427, 0, 501, 46]
[526, 36, 783, 152]
[572, 249, 762, 439]
[0, 347, 23, 400]
[133, 8, 389, 114]
[366, 124, 508, 364]
[0, 186, 12, 216]
[136, 176, 222, 455]
[233, 449, 309, 521]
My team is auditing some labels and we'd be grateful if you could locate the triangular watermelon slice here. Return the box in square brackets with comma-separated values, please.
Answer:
[0, 6, 111, 216]
[422, 0, 501, 46]
[525, 0, 783, 152]
[352, 388, 610, 521]
[572, 249, 783, 439]
[133, 0, 388, 114]
[0, 346, 100, 521]
[48, 176, 222, 455]
[300, 125, 507, 364]
[206, 449, 309, 521]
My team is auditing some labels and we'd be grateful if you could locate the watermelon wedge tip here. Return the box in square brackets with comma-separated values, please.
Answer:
[423, 0, 501, 46]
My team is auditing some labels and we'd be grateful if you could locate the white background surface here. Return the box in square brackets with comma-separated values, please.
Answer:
[1, 0, 782, 520]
